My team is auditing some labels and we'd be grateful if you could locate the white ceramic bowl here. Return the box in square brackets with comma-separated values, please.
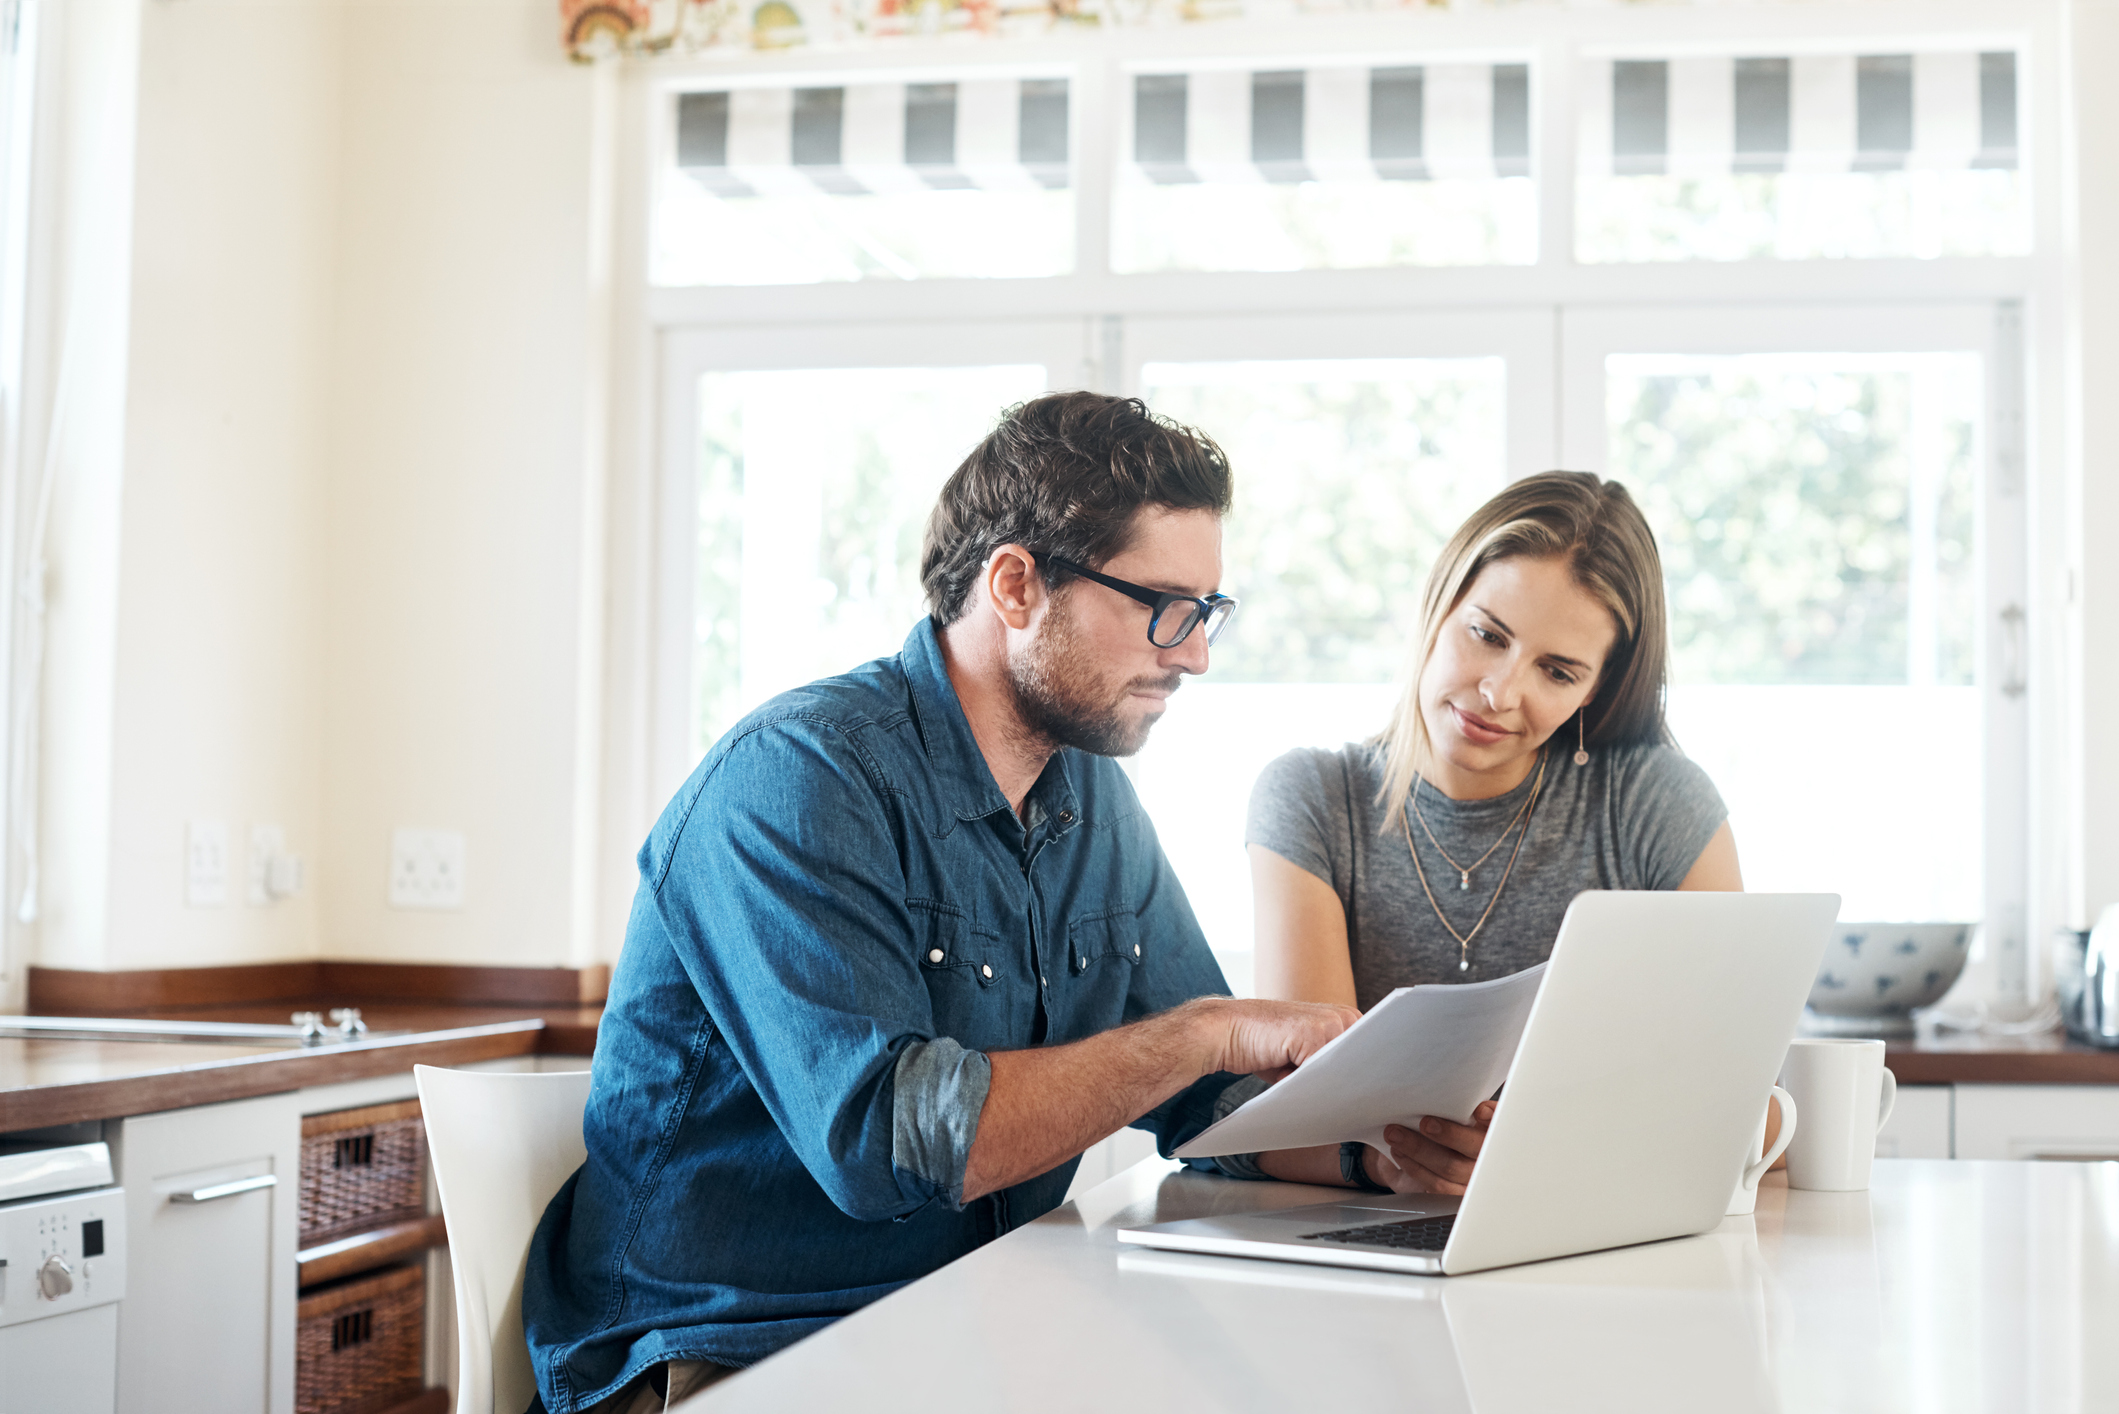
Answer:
[1803, 922, 1975, 1037]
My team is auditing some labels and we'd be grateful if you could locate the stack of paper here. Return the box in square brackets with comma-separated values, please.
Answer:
[1175, 964, 1547, 1158]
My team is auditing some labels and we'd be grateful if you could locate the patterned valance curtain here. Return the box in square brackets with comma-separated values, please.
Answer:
[1126, 64, 1528, 187]
[1580, 51, 2017, 176]
[677, 78, 1070, 194]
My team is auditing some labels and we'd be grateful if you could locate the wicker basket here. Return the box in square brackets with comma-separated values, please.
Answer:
[300, 1099, 428, 1247]
[295, 1262, 425, 1414]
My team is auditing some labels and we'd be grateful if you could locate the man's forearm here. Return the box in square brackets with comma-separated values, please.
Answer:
[959, 1002, 1214, 1202]
[955, 994, 1358, 1204]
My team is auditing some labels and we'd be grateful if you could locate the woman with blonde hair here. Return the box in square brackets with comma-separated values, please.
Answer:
[1232, 471, 1740, 1196]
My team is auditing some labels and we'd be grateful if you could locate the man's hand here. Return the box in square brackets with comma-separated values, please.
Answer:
[1365, 1099, 1498, 1195]
[1199, 997, 1362, 1083]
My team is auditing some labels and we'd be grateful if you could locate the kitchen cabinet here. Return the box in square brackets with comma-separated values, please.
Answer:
[1875, 1083, 1952, 1159]
[1952, 1084, 2119, 1160]
[114, 1091, 302, 1414]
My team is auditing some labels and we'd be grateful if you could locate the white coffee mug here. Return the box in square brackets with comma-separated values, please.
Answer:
[1780, 1038, 1898, 1191]
[1726, 1086, 1798, 1216]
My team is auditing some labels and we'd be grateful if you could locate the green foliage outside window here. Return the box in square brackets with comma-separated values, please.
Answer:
[1144, 360, 1507, 684]
[1611, 359, 1976, 687]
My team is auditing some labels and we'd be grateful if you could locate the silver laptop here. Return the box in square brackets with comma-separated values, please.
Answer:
[1118, 891, 1838, 1276]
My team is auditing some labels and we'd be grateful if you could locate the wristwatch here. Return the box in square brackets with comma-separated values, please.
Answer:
[1339, 1140, 1392, 1193]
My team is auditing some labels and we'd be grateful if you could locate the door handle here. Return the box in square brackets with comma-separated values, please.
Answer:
[1998, 603, 2026, 698]
[170, 1173, 277, 1204]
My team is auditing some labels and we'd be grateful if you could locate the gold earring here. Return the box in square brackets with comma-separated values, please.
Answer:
[1573, 709, 1589, 767]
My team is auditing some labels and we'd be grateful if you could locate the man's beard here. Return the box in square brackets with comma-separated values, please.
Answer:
[1007, 599, 1182, 759]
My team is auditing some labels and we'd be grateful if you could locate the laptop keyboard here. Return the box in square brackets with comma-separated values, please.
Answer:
[1299, 1213, 1457, 1252]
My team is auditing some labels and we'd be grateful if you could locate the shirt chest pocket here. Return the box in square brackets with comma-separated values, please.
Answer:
[1067, 909, 1142, 977]
[910, 898, 1003, 987]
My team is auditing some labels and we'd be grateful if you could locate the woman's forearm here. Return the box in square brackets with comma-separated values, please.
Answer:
[1250, 845, 1360, 1007]
[1254, 1143, 1349, 1186]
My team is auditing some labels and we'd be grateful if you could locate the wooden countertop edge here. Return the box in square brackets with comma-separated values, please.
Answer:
[0, 1019, 547, 1131]
[1885, 1048, 2119, 1085]
[538, 1020, 599, 1057]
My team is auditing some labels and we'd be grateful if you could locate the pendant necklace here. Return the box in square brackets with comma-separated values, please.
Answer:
[1404, 750, 1548, 973]
[1411, 760, 1544, 891]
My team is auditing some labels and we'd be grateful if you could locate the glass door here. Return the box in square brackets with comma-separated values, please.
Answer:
[656, 321, 1085, 791]
[1122, 311, 1554, 992]
[1561, 304, 2025, 982]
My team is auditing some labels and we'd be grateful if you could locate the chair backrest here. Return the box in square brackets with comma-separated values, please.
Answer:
[416, 1064, 593, 1414]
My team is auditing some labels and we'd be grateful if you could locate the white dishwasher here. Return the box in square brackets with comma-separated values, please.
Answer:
[0, 1140, 127, 1414]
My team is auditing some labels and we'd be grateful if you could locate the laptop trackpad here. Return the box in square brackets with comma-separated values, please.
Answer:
[1245, 1193, 1464, 1228]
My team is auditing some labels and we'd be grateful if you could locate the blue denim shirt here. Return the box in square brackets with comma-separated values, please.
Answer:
[522, 619, 1242, 1410]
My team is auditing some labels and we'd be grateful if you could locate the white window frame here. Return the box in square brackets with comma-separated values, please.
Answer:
[609, 0, 2072, 1002]
[1562, 302, 2027, 989]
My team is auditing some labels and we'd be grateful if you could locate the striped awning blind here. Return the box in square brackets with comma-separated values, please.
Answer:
[1580, 51, 2017, 177]
[1128, 63, 1531, 186]
[676, 77, 1069, 197]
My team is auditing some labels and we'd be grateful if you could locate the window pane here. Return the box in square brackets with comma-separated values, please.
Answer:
[1608, 352, 1984, 922]
[1577, 53, 2029, 263]
[1133, 359, 1510, 988]
[1114, 65, 1536, 273]
[657, 80, 1074, 287]
[1144, 359, 1508, 682]
[694, 366, 1047, 758]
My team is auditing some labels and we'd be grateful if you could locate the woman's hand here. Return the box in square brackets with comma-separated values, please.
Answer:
[1365, 1099, 1498, 1194]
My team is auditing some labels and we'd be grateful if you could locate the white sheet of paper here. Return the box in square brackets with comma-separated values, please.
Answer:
[1173, 963, 1548, 1158]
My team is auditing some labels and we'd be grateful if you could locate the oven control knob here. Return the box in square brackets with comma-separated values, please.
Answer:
[37, 1253, 73, 1300]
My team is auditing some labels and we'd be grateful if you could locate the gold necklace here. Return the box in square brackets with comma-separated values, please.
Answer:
[1404, 751, 1548, 973]
[1412, 766, 1543, 891]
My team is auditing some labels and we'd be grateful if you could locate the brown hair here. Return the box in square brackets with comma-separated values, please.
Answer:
[1375, 471, 1672, 826]
[921, 392, 1234, 626]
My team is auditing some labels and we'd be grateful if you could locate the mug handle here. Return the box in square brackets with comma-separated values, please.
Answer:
[1876, 1067, 1898, 1132]
[1744, 1086, 1798, 1190]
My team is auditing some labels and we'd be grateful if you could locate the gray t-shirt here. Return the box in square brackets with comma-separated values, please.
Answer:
[1247, 739, 1727, 1010]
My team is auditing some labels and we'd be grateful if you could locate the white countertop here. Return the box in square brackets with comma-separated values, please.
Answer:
[693, 1158, 2119, 1413]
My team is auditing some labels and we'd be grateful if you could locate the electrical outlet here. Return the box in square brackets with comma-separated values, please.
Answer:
[389, 828, 465, 909]
[186, 820, 228, 907]
[248, 824, 303, 905]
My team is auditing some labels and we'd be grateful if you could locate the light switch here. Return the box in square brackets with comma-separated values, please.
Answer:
[185, 820, 227, 906]
[389, 828, 465, 909]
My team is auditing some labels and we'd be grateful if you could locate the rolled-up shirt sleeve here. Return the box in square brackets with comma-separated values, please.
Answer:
[890, 1037, 992, 1204]
[1181, 1074, 1270, 1180]
[650, 720, 976, 1222]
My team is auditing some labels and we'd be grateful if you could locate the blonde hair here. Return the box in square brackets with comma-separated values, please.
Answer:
[1374, 472, 1672, 828]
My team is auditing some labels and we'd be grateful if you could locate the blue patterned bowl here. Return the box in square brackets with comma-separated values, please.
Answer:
[1804, 922, 1975, 1036]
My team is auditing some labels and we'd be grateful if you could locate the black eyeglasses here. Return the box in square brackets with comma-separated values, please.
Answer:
[1041, 554, 1240, 649]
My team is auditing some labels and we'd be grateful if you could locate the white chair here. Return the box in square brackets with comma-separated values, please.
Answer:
[416, 1064, 594, 1414]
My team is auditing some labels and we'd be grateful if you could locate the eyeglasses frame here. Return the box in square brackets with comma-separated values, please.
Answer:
[1039, 553, 1239, 649]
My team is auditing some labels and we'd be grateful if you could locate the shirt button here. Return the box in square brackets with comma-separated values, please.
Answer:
[1041, 976, 1049, 987]
[1134, 944, 1142, 957]
[1058, 809, 1074, 824]
[981, 964, 994, 979]
[928, 949, 944, 963]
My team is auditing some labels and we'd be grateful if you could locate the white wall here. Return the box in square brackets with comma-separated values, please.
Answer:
[9, 0, 607, 980]
[99, 0, 343, 970]
[320, 0, 602, 966]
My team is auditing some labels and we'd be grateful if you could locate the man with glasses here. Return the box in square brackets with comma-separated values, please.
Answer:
[523, 392, 1357, 1413]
